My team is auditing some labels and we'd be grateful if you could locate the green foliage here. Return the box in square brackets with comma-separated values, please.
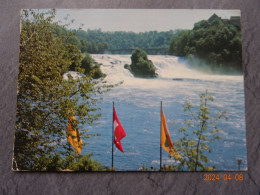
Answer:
[74, 29, 175, 54]
[53, 27, 106, 78]
[91, 64, 106, 79]
[168, 14, 242, 73]
[14, 9, 113, 171]
[65, 154, 107, 171]
[141, 164, 149, 171]
[70, 52, 106, 79]
[170, 91, 228, 171]
[81, 53, 94, 73]
[131, 49, 149, 65]
[125, 49, 157, 78]
[53, 26, 107, 54]
[124, 64, 130, 70]
[168, 30, 191, 57]
[83, 41, 109, 54]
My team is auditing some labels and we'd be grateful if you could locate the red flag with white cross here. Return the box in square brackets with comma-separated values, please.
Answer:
[113, 106, 126, 152]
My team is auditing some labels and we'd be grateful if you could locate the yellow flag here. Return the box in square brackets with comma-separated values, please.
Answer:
[161, 109, 181, 159]
[67, 114, 83, 155]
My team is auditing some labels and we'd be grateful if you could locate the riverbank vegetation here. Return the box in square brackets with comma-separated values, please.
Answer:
[14, 9, 112, 171]
[170, 91, 228, 171]
[168, 14, 242, 74]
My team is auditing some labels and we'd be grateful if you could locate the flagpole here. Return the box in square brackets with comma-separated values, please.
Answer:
[160, 101, 162, 170]
[112, 101, 114, 169]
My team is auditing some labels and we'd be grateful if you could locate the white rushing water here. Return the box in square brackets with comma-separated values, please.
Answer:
[84, 54, 246, 171]
[93, 54, 242, 83]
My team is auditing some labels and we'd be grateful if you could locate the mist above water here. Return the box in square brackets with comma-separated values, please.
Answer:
[92, 54, 242, 83]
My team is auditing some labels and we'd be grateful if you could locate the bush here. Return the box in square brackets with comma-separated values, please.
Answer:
[80, 53, 106, 79]
[125, 49, 157, 78]
[171, 91, 228, 171]
[66, 154, 107, 171]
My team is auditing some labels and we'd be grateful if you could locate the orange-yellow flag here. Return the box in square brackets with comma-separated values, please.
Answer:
[161, 109, 181, 159]
[67, 114, 83, 155]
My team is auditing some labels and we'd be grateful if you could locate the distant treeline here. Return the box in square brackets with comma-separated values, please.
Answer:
[56, 13, 242, 74]
[168, 14, 242, 73]
[73, 29, 175, 54]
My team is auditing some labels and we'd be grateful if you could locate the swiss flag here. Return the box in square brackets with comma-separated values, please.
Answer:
[113, 106, 126, 152]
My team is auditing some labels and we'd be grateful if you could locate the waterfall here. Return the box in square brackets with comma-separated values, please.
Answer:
[91, 54, 242, 85]
[87, 54, 246, 171]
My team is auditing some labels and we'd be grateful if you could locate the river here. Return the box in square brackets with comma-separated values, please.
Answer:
[83, 54, 247, 171]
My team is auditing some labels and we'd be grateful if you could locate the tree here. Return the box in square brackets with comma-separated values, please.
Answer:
[125, 49, 157, 78]
[74, 29, 175, 54]
[170, 91, 228, 171]
[168, 14, 242, 73]
[79, 53, 106, 79]
[168, 30, 191, 57]
[13, 9, 113, 171]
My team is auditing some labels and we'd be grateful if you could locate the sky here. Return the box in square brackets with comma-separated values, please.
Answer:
[55, 9, 240, 33]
